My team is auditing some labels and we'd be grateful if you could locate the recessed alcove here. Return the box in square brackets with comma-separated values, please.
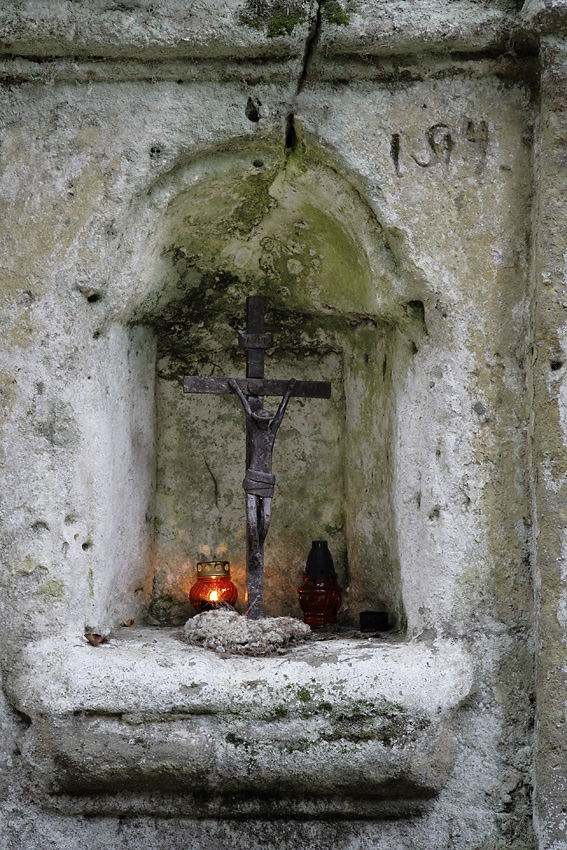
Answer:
[122, 139, 430, 629]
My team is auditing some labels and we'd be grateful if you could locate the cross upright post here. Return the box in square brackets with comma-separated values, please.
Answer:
[183, 295, 331, 619]
[240, 296, 271, 617]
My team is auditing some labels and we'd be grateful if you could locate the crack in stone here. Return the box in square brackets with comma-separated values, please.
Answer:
[284, 1, 324, 157]
[296, 0, 324, 96]
[204, 459, 220, 510]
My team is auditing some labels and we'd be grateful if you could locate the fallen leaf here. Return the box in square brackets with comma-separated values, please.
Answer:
[84, 633, 109, 646]
[122, 618, 136, 627]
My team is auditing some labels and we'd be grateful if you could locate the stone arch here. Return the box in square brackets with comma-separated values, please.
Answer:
[104, 135, 433, 626]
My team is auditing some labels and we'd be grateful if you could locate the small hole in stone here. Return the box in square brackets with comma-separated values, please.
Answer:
[551, 360, 563, 371]
[82, 541, 92, 551]
[87, 293, 101, 303]
[253, 159, 264, 168]
[245, 97, 261, 123]
[382, 357, 387, 377]
[149, 146, 161, 160]
[177, 79, 183, 84]
[407, 300, 425, 320]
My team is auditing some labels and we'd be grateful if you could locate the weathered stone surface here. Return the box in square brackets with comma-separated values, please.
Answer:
[8, 628, 472, 815]
[0, 1, 520, 62]
[522, 0, 567, 33]
[0, 1, 548, 848]
[530, 37, 567, 850]
[0, 0, 315, 60]
[316, 0, 516, 58]
[0, 53, 537, 844]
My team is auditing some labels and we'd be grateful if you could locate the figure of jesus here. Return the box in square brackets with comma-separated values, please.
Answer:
[228, 377, 297, 566]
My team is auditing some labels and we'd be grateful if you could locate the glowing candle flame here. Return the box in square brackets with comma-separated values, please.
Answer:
[189, 561, 238, 613]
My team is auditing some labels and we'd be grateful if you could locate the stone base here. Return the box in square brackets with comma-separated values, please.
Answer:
[6, 627, 473, 817]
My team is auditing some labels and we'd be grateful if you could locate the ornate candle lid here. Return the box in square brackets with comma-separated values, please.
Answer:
[196, 561, 231, 577]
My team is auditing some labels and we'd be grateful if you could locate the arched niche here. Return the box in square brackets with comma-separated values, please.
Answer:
[123, 136, 430, 627]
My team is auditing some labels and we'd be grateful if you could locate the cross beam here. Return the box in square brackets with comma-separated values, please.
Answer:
[183, 296, 331, 618]
[182, 377, 331, 398]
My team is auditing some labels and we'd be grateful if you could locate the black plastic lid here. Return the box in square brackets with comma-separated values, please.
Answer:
[305, 540, 337, 580]
[360, 610, 389, 632]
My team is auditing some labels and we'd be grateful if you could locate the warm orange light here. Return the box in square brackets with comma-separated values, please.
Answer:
[189, 561, 238, 614]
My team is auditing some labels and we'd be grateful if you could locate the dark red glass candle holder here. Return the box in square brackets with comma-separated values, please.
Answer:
[189, 561, 238, 613]
[298, 540, 342, 629]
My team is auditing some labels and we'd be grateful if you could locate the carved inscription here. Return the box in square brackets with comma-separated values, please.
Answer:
[411, 124, 453, 168]
[465, 120, 489, 174]
[390, 119, 489, 177]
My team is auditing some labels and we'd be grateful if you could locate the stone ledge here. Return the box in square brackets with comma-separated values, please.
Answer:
[6, 628, 474, 816]
[0, 0, 313, 61]
[0, 1, 520, 62]
[317, 0, 515, 58]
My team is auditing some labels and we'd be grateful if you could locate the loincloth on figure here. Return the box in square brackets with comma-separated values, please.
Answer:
[243, 468, 275, 498]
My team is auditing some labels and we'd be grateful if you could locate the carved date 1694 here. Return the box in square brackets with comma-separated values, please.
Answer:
[390, 119, 489, 177]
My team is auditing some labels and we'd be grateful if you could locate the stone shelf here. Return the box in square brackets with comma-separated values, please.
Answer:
[8, 627, 473, 818]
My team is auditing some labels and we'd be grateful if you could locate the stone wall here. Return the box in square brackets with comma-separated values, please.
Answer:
[0, 1, 566, 848]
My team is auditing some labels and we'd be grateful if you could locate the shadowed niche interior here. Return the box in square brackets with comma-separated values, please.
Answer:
[127, 141, 428, 629]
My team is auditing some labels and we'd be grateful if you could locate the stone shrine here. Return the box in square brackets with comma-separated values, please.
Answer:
[1, 2, 567, 849]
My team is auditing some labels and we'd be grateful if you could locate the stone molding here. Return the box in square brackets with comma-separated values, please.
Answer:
[8, 629, 473, 816]
[0, 1, 524, 63]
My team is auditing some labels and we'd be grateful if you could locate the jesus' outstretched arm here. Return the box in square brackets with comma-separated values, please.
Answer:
[271, 378, 297, 433]
[228, 378, 252, 417]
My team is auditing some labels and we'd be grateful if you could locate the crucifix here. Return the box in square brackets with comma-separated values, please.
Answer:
[183, 295, 331, 619]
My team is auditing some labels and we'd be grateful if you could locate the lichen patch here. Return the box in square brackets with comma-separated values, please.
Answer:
[184, 609, 311, 654]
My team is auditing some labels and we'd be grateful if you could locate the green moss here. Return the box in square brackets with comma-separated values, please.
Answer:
[239, 0, 307, 37]
[297, 686, 312, 703]
[87, 567, 94, 597]
[225, 169, 277, 238]
[267, 7, 306, 37]
[324, 0, 351, 26]
[319, 700, 429, 746]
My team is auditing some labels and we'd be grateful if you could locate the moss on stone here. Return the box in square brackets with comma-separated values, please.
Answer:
[324, 0, 351, 26]
[225, 169, 277, 238]
[296, 685, 312, 703]
[239, 0, 308, 37]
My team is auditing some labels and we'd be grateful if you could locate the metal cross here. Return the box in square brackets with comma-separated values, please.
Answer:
[183, 295, 331, 619]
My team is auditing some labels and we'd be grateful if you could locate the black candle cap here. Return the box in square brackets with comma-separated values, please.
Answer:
[305, 540, 337, 580]
[360, 611, 389, 632]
